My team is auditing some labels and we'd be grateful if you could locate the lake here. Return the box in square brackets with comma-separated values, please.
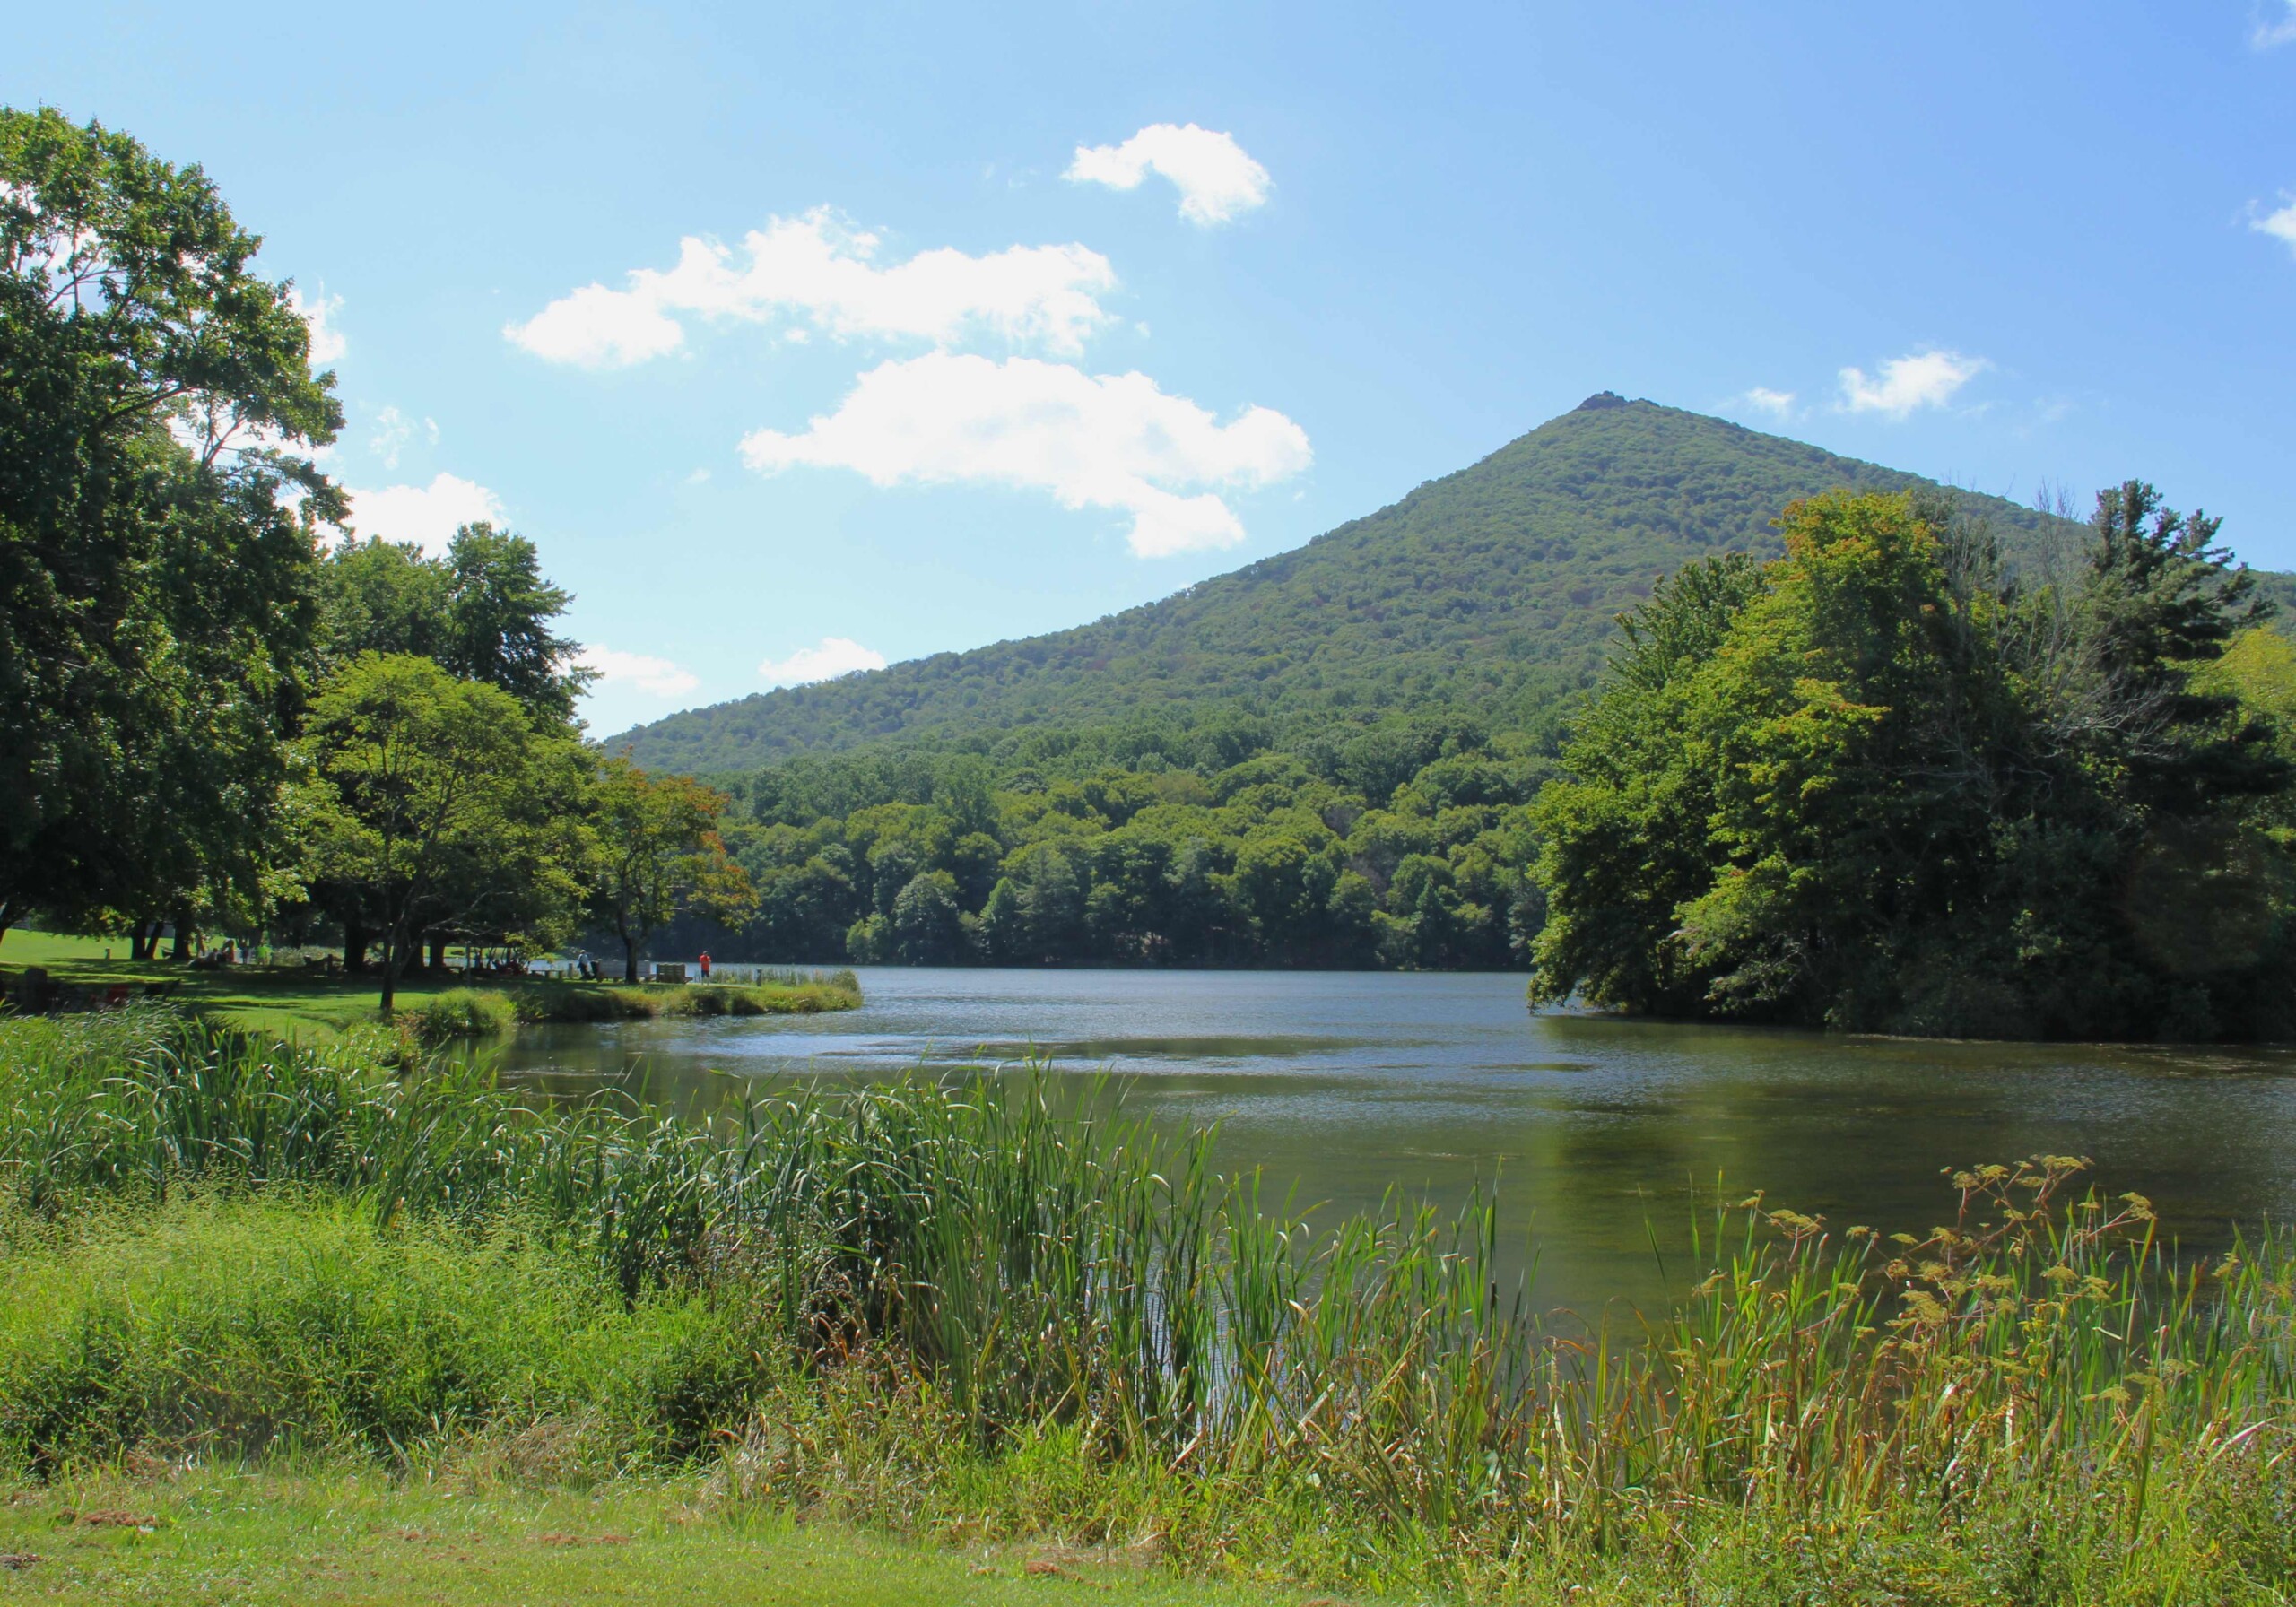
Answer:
[494, 968, 2296, 1316]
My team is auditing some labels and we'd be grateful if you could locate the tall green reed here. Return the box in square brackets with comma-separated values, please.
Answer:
[3, 1005, 2292, 1579]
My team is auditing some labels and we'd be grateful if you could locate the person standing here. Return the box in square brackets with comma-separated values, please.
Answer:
[699, 949, 712, 980]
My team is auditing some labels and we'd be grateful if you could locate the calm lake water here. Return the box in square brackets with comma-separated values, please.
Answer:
[492, 968, 2296, 1316]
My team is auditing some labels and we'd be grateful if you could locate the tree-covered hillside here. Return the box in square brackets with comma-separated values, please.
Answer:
[609, 395, 2109, 772]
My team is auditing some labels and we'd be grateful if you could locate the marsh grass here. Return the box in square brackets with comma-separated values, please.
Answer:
[406, 987, 519, 1040]
[503, 973, 863, 1025]
[1, 1006, 2292, 1602]
[0, 1192, 770, 1474]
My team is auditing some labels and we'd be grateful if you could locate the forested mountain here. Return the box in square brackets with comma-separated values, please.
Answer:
[609, 394, 2124, 773]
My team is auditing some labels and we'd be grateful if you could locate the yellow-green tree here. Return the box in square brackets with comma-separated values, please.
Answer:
[588, 759, 756, 983]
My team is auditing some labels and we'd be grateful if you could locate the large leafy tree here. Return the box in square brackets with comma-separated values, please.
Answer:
[0, 107, 342, 935]
[1526, 552, 1764, 1012]
[588, 760, 756, 982]
[1532, 487, 2293, 1039]
[300, 654, 590, 1011]
[317, 523, 589, 729]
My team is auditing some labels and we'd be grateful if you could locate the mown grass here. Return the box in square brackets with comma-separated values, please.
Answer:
[0, 929, 861, 1040]
[0, 1466, 1275, 1607]
[0, 1006, 2292, 1603]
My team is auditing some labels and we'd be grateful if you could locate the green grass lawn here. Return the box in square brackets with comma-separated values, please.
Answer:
[0, 1469, 1313, 1607]
[0, 930, 419, 1038]
[0, 931, 856, 1042]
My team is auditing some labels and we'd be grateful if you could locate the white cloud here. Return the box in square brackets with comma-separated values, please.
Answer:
[291, 286, 345, 365]
[1066, 124, 1273, 225]
[1740, 387, 1796, 419]
[2254, 1, 2296, 47]
[506, 208, 1117, 368]
[2253, 197, 2296, 256]
[345, 473, 503, 556]
[578, 646, 700, 699]
[738, 352, 1312, 558]
[758, 637, 888, 687]
[366, 405, 439, 471]
[1837, 349, 1988, 418]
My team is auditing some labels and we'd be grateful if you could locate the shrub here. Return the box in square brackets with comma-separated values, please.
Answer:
[509, 984, 657, 1024]
[0, 1193, 773, 1473]
[501, 978, 864, 1023]
[404, 988, 517, 1041]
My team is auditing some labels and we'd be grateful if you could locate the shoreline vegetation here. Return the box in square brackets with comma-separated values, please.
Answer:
[0, 930, 860, 1044]
[402, 971, 864, 1043]
[1, 1008, 2292, 1603]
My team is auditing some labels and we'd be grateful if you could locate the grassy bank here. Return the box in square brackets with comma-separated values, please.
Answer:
[1, 1009, 2292, 1603]
[0, 1467, 1270, 1606]
[0, 930, 859, 1040]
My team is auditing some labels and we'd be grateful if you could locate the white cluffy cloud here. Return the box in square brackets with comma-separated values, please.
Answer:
[578, 646, 700, 699]
[739, 352, 1312, 558]
[1067, 124, 1272, 225]
[1740, 387, 1796, 419]
[345, 473, 503, 556]
[759, 637, 888, 687]
[1838, 350, 1988, 418]
[291, 286, 345, 365]
[2255, 1, 2296, 47]
[367, 404, 439, 471]
[2253, 198, 2296, 256]
[506, 208, 1117, 368]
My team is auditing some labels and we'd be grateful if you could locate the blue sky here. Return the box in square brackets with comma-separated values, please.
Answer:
[13, 3, 2296, 735]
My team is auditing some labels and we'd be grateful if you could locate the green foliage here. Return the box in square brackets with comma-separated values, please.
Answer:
[611, 395, 2110, 774]
[588, 759, 757, 980]
[404, 986, 517, 1040]
[4, 1012, 2296, 1603]
[0, 1193, 770, 1471]
[1535, 487, 2296, 1038]
[0, 107, 341, 933]
[655, 726, 1545, 969]
[317, 523, 591, 730]
[494, 977, 859, 1023]
[300, 653, 595, 1009]
[617, 399, 2296, 977]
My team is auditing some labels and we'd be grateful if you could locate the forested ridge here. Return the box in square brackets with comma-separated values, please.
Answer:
[609, 394, 2200, 773]
[619, 397, 2296, 1003]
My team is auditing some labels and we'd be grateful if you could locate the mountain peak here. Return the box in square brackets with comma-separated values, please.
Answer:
[610, 402, 2112, 772]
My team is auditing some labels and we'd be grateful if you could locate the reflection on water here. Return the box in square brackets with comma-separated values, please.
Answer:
[489, 968, 2296, 1315]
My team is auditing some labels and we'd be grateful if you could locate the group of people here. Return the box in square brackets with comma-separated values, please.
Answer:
[460, 949, 529, 977]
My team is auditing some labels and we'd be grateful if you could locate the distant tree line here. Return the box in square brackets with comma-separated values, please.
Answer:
[648, 717, 1550, 970]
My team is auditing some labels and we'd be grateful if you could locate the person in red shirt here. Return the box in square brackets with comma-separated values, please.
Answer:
[699, 950, 711, 980]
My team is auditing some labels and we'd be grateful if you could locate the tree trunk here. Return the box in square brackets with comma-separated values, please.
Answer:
[170, 909, 194, 963]
[379, 931, 401, 1013]
[427, 934, 448, 974]
[344, 919, 368, 973]
[622, 933, 639, 985]
[130, 921, 158, 961]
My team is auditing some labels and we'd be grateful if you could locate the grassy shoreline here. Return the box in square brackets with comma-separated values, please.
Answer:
[0, 1466, 1274, 1607]
[1, 1008, 2292, 1603]
[0, 930, 859, 1041]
